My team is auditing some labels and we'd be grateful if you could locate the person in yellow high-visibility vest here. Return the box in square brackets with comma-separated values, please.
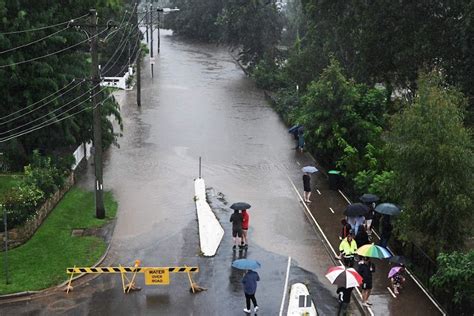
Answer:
[336, 232, 358, 267]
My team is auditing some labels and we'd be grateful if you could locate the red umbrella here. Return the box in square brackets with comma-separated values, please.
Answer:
[325, 266, 363, 288]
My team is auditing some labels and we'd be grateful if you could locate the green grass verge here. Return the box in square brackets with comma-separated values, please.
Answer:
[0, 174, 23, 197]
[0, 187, 117, 294]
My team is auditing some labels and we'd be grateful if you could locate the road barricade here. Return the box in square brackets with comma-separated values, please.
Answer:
[66, 260, 199, 294]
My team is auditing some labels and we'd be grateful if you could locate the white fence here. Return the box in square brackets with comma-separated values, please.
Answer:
[71, 142, 93, 170]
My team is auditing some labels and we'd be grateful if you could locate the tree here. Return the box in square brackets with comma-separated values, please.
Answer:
[430, 251, 474, 315]
[0, 0, 124, 169]
[298, 58, 386, 169]
[387, 72, 474, 254]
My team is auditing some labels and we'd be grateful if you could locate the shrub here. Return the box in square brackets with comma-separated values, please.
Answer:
[24, 151, 63, 197]
[1, 183, 44, 230]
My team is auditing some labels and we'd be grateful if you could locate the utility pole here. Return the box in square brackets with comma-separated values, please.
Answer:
[136, 0, 141, 107]
[145, 1, 149, 43]
[90, 9, 105, 219]
[157, 9, 161, 54]
[149, 2, 154, 78]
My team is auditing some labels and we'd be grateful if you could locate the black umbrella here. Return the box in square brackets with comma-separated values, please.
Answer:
[230, 202, 251, 210]
[343, 203, 369, 216]
[359, 193, 380, 204]
[375, 203, 401, 216]
[389, 256, 408, 265]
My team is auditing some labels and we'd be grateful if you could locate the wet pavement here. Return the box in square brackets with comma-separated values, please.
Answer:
[0, 29, 442, 315]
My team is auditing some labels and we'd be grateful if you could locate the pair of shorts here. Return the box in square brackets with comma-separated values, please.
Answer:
[362, 282, 372, 290]
[232, 229, 242, 238]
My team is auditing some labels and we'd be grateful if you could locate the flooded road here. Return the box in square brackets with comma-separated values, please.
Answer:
[0, 31, 358, 315]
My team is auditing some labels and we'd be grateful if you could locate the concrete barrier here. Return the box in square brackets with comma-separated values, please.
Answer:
[194, 178, 224, 256]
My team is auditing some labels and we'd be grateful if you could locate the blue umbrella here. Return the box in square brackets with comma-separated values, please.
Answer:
[302, 166, 318, 173]
[232, 259, 261, 270]
[375, 203, 401, 216]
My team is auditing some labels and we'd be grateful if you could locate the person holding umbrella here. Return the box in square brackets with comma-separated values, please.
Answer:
[357, 257, 375, 307]
[230, 209, 243, 250]
[325, 266, 362, 316]
[389, 265, 406, 295]
[233, 259, 261, 314]
[301, 166, 317, 203]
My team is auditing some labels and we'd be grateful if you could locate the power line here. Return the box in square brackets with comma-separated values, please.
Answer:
[0, 13, 89, 35]
[0, 84, 98, 136]
[102, 28, 141, 75]
[0, 49, 138, 142]
[0, 79, 79, 122]
[0, 93, 115, 143]
[0, 79, 84, 126]
[0, 27, 109, 68]
[0, 25, 70, 55]
[101, 12, 144, 73]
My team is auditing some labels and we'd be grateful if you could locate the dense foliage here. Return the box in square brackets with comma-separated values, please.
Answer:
[0, 0, 128, 170]
[167, 0, 283, 68]
[431, 251, 474, 314]
[388, 73, 474, 254]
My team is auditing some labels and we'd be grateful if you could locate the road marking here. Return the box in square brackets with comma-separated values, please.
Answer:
[296, 161, 300, 166]
[279, 256, 292, 316]
[329, 207, 334, 214]
[338, 189, 351, 204]
[387, 286, 397, 298]
[316, 189, 321, 195]
[287, 175, 338, 258]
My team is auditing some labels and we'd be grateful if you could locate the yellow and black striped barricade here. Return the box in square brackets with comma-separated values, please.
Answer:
[66, 262, 199, 294]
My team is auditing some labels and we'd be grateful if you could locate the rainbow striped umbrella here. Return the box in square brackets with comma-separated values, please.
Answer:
[356, 243, 391, 259]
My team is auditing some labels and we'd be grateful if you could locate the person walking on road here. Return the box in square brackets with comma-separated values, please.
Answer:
[230, 210, 243, 250]
[365, 203, 376, 238]
[379, 215, 393, 248]
[358, 257, 374, 307]
[242, 269, 260, 313]
[355, 226, 370, 247]
[297, 126, 305, 152]
[241, 209, 250, 249]
[347, 215, 365, 236]
[337, 286, 354, 316]
[303, 172, 312, 203]
[337, 232, 358, 267]
[340, 218, 352, 240]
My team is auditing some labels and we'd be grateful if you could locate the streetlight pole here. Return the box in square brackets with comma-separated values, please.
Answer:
[149, 3, 154, 78]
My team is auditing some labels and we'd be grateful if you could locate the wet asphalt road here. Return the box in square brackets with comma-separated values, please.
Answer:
[0, 31, 361, 315]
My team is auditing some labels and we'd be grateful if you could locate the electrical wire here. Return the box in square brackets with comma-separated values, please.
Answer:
[0, 13, 89, 35]
[0, 84, 99, 136]
[0, 93, 115, 143]
[101, 23, 143, 74]
[0, 27, 109, 68]
[0, 79, 78, 122]
[0, 80, 84, 125]
[0, 47, 139, 142]
[0, 25, 70, 55]
[101, 12, 144, 73]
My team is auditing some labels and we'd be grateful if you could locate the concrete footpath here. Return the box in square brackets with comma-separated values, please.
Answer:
[287, 151, 445, 316]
